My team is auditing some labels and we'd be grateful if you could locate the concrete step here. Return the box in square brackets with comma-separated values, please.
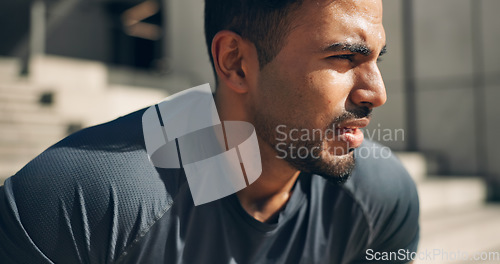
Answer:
[0, 81, 48, 93]
[419, 205, 500, 264]
[0, 138, 59, 148]
[396, 152, 428, 182]
[0, 89, 42, 102]
[0, 110, 63, 125]
[0, 123, 67, 146]
[0, 100, 55, 113]
[396, 152, 446, 183]
[417, 176, 487, 218]
[0, 144, 52, 162]
[0, 57, 21, 81]
[0, 86, 56, 114]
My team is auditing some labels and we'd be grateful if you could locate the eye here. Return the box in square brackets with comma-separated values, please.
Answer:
[329, 54, 355, 62]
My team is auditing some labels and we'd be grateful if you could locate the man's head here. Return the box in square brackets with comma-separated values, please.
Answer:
[207, 0, 387, 183]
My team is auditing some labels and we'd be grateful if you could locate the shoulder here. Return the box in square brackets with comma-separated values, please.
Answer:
[343, 140, 419, 252]
[1, 108, 180, 263]
[13, 107, 161, 192]
[345, 140, 418, 206]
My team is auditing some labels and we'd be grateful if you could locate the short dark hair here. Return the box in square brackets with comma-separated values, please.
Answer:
[204, 0, 304, 74]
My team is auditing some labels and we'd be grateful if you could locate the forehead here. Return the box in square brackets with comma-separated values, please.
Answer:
[290, 0, 385, 47]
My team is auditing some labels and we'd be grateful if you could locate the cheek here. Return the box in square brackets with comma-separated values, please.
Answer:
[257, 65, 306, 115]
[302, 70, 353, 122]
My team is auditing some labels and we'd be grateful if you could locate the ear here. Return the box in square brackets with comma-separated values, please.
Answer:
[211, 30, 259, 94]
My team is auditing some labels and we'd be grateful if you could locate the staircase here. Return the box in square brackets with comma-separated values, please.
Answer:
[0, 88, 66, 181]
[0, 55, 170, 184]
[0, 59, 69, 183]
[396, 152, 500, 264]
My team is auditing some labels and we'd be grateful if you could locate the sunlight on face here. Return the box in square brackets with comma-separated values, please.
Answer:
[252, 0, 387, 182]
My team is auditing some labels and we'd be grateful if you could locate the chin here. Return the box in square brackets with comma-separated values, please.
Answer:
[314, 151, 355, 184]
[286, 149, 356, 185]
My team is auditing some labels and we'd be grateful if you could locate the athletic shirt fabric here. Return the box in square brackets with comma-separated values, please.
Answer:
[0, 108, 419, 264]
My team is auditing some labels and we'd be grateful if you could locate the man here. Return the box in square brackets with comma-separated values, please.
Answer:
[0, 0, 419, 263]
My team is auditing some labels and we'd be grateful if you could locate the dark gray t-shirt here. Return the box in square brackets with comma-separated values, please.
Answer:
[0, 108, 419, 264]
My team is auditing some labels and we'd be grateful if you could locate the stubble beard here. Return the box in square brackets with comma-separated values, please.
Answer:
[253, 111, 356, 185]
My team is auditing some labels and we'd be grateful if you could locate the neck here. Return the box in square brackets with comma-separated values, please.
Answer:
[215, 88, 300, 223]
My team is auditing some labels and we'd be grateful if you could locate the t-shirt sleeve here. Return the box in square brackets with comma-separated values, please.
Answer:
[367, 172, 420, 263]
[0, 182, 53, 264]
[0, 111, 174, 264]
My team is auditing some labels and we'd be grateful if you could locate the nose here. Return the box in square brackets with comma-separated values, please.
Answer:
[349, 63, 387, 109]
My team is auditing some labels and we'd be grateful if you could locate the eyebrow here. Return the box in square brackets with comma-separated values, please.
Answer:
[323, 42, 387, 57]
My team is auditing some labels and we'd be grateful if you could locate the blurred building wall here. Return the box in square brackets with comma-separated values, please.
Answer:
[371, 0, 407, 152]
[479, 0, 500, 184]
[45, 2, 111, 63]
[165, 0, 215, 88]
[369, 0, 500, 183]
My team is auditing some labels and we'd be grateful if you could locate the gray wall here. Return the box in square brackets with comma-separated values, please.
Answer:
[414, 0, 477, 175]
[372, 0, 500, 178]
[46, 2, 111, 63]
[165, 0, 215, 89]
[371, 0, 406, 151]
[482, 0, 500, 179]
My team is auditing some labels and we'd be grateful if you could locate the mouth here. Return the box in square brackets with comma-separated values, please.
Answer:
[334, 119, 370, 149]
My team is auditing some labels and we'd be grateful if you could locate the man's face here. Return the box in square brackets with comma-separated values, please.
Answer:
[251, 0, 387, 183]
